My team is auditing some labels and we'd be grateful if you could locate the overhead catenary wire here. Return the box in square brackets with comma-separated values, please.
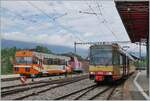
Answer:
[2, 7, 38, 24]
[93, 0, 120, 41]
[28, 1, 84, 43]
[82, 0, 137, 54]
[83, 0, 120, 41]
[27, 1, 54, 20]
[83, 0, 107, 39]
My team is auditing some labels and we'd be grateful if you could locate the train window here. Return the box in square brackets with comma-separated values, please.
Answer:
[25, 57, 32, 64]
[16, 57, 32, 64]
[90, 48, 112, 65]
[53, 59, 58, 65]
[43, 58, 49, 65]
[47, 58, 53, 65]
[43, 58, 65, 65]
[113, 51, 120, 65]
[57, 59, 60, 65]
[59, 59, 65, 65]
[25, 68, 30, 72]
[33, 57, 38, 64]
[120, 55, 123, 66]
[14, 67, 19, 71]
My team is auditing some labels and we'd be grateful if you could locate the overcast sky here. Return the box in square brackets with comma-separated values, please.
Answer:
[1, 0, 146, 55]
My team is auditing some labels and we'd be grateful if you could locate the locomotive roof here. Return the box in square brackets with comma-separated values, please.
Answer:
[90, 43, 134, 61]
[33, 51, 70, 61]
[90, 43, 119, 48]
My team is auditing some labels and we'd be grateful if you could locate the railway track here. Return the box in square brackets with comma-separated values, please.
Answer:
[53, 84, 117, 100]
[1, 77, 20, 82]
[52, 79, 126, 100]
[1, 74, 86, 89]
[54, 84, 97, 100]
[1, 76, 67, 91]
[1, 74, 71, 82]
[1, 74, 88, 100]
[2, 74, 128, 100]
[88, 86, 117, 100]
[1, 74, 86, 90]
[1, 80, 46, 90]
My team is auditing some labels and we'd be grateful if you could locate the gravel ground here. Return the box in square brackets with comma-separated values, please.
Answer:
[1, 83, 57, 100]
[2, 73, 128, 100]
[78, 86, 108, 100]
[23, 79, 94, 100]
[2, 79, 126, 100]
[1, 78, 50, 88]
[92, 87, 113, 100]
[62, 87, 95, 100]
[109, 85, 123, 100]
[1, 74, 85, 88]
[1, 82, 46, 92]
[1, 75, 65, 88]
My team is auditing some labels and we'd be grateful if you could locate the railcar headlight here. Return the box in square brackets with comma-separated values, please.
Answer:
[90, 72, 95, 75]
[106, 72, 112, 75]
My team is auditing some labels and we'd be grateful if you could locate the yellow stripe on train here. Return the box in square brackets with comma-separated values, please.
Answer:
[89, 65, 113, 72]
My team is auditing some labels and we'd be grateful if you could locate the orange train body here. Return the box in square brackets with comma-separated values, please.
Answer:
[13, 50, 72, 77]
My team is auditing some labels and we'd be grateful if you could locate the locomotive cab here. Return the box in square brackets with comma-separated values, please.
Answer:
[89, 45, 113, 81]
[14, 50, 42, 77]
[13, 50, 71, 77]
[89, 43, 134, 83]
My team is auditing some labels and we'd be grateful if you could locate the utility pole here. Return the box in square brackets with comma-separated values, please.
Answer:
[74, 42, 76, 54]
[139, 40, 141, 68]
[147, 34, 149, 78]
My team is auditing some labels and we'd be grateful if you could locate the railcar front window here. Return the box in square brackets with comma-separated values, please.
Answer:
[16, 57, 32, 64]
[90, 48, 112, 65]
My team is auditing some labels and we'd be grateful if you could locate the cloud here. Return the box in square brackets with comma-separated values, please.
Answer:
[1, 17, 15, 29]
[84, 32, 96, 37]
[1, 32, 77, 47]
[1, 0, 130, 48]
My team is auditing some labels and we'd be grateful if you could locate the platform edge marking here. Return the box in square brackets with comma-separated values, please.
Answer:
[133, 72, 149, 100]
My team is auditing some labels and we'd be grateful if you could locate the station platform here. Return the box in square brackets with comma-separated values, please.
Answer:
[123, 70, 149, 100]
[1, 74, 19, 79]
[1, 74, 20, 81]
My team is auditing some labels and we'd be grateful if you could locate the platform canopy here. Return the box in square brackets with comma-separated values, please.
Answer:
[115, 0, 149, 42]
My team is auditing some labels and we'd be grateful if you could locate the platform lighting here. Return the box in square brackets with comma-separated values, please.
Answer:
[127, 8, 131, 12]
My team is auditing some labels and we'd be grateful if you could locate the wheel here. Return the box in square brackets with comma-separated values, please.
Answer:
[95, 80, 101, 85]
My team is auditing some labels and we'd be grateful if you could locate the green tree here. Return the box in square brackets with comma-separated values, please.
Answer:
[35, 45, 52, 53]
[1, 47, 16, 74]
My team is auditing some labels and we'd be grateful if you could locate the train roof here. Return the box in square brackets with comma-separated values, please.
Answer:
[90, 43, 119, 48]
[119, 48, 134, 61]
[89, 43, 134, 61]
[16, 49, 70, 61]
[33, 52, 70, 61]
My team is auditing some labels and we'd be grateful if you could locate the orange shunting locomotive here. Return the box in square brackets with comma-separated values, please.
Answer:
[13, 50, 72, 77]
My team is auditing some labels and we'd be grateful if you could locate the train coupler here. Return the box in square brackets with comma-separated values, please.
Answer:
[95, 75, 104, 81]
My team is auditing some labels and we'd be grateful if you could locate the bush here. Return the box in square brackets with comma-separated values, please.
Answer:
[1, 47, 16, 75]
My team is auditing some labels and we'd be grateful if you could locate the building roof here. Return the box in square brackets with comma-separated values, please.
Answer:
[115, 0, 149, 42]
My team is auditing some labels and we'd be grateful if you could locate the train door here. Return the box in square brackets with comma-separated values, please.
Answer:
[120, 54, 123, 76]
[122, 55, 126, 76]
[127, 58, 130, 76]
[112, 49, 120, 76]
